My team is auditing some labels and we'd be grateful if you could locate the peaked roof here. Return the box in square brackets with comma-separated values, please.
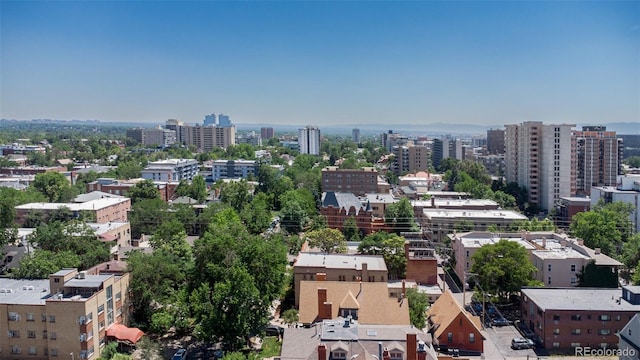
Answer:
[106, 323, 144, 345]
[339, 290, 360, 309]
[331, 341, 349, 351]
[322, 192, 367, 215]
[426, 290, 483, 339]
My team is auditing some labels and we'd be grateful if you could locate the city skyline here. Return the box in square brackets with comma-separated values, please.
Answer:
[1, 1, 638, 126]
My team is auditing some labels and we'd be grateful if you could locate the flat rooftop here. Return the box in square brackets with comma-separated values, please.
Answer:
[457, 235, 536, 250]
[0, 279, 51, 305]
[295, 253, 387, 271]
[521, 287, 640, 311]
[422, 208, 527, 220]
[16, 197, 129, 211]
[412, 199, 499, 207]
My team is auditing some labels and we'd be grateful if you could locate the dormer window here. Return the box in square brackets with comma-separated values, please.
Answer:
[332, 351, 346, 360]
[389, 351, 403, 359]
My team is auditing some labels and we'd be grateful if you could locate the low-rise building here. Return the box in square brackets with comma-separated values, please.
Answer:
[293, 253, 388, 306]
[426, 290, 484, 354]
[321, 166, 380, 196]
[591, 174, 640, 233]
[554, 196, 591, 229]
[140, 158, 199, 182]
[422, 209, 527, 242]
[15, 197, 131, 225]
[211, 159, 257, 181]
[86, 178, 179, 202]
[520, 286, 640, 352]
[0, 268, 139, 360]
[404, 238, 438, 285]
[320, 192, 377, 236]
[280, 320, 437, 360]
[618, 314, 640, 360]
[449, 232, 621, 287]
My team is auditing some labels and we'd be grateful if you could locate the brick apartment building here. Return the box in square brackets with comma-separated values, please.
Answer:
[86, 178, 179, 202]
[321, 166, 382, 196]
[320, 192, 378, 236]
[520, 286, 640, 352]
[15, 197, 131, 225]
[293, 253, 388, 306]
[0, 268, 137, 360]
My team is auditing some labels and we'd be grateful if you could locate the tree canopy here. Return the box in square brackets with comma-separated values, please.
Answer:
[358, 232, 407, 279]
[470, 239, 540, 302]
[570, 201, 634, 257]
[305, 228, 347, 254]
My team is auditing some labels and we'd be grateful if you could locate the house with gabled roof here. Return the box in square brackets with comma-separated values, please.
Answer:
[619, 313, 640, 360]
[427, 290, 484, 354]
[321, 191, 379, 235]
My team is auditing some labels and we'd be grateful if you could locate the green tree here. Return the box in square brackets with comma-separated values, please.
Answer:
[384, 197, 417, 234]
[342, 216, 360, 241]
[127, 179, 160, 204]
[190, 175, 208, 203]
[577, 260, 618, 288]
[624, 156, 640, 168]
[358, 232, 407, 279]
[470, 239, 539, 302]
[220, 180, 252, 213]
[99, 342, 119, 360]
[191, 266, 266, 350]
[406, 287, 428, 329]
[305, 228, 347, 253]
[32, 172, 73, 202]
[621, 233, 640, 282]
[128, 198, 173, 239]
[280, 200, 308, 234]
[12, 250, 81, 279]
[240, 193, 272, 234]
[281, 309, 299, 328]
[116, 161, 142, 179]
[570, 201, 634, 256]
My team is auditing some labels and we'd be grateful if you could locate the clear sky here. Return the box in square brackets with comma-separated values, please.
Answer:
[1, 1, 638, 127]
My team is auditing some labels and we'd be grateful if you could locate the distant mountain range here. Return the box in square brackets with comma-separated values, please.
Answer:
[2, 118, 638, 137]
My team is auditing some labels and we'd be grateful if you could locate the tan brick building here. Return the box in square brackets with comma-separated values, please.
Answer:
[0, 268, 136, 359]
[14, 198, 131, 225]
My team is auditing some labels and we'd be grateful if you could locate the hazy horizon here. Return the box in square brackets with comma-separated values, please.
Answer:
[1, 1, 638, 126]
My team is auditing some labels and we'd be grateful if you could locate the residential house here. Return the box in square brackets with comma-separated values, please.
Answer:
[618, 314, 640, 360]
[426, 290, 484, 354]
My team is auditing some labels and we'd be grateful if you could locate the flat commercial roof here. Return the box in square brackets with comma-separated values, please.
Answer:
[412, 199, 499, 207]
[16, 197, 129, 211]
[422, 208, 527, 220]
[0, 279, 51, 305]
[64, 274, 112, 288]
[521, 287, 640, 312]
[295, 253, 387, 271]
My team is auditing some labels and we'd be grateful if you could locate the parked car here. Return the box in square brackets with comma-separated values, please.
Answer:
[511, 337, 534, 350]
[172, 348, 187, 360]
[491, 317, 510, 327]
[264, 325, 285, 337]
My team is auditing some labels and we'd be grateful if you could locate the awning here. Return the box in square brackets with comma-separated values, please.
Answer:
[99, 233, 117, 242]
[106, 323, 144, 345]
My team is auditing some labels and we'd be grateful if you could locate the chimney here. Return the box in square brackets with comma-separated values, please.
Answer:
[407, 333, 417, 360]
[542, 238, 546, 249]
[362, 262, 369, 282]
[402, 280, 406, 297]
[417, 340, 427, 360]
[317, 272, 327, 281]
[378, 342, 383, 360]
[318, 343, 327, 360]
[382, 348, 391, 360]
[323, 302, 333, 320]
[431, 196, 435, 207]
[318, 288, 327, 319]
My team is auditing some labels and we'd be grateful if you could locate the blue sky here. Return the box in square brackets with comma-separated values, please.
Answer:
[1, 1, 638, 127]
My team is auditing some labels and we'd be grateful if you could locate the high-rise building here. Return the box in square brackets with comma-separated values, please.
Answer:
[261, 127, 275, 140]
[352, 128, 360, 144]
[125, 128, 144, 144]
[392, 145, 430, 175]
[573, 126, 623, 195]
[486, 129, 505, 155]
[218, 114, 232, 127]
[505, 122, 575, 211]
[298, 125, 321, 155]
[166, 120, 235, 151]
[143, 127, 176, 147]
[204, 114, 217, 126]
[431, 137, 462, 170]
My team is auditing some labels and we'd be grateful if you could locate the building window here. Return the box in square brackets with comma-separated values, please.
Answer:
[28, 346, 36, 355]
[26, 313, 34, 321]
[571, 264, 576, 272]
[41, 313, 46, 322]
[571, 277, 577, 285]
[332, 351, 346, 360]
[10, 346, 20, 354]
[553, 328, 560, 335]
[447, 333, 453, 342]
[98, 304, 105, 314]
[599, 315, 611, 321]
[49, 315, 55, 323]
[469, 333, 475, 343]
[571, 329, 581, 335]
[552, 342, 560, 348]
[27, 330, 35, 339]
[598, 329, 611, 335]
[8, 312, 19, 321]
[571, 343, 581, 348]
[8, 330, 19, 338]
[43, 330, 47, 339]
[548, 277, 552, 285]
[51, 349, 58, 356]
[615, 315, 621, 321]
[50, 332, 56, 340]
[548, 264, 551, 272]
[553, 315, 560, 321]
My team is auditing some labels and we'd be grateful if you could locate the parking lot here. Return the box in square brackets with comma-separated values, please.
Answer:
[481, 324, 537, 360]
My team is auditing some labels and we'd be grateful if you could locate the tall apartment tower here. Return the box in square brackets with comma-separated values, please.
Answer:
[204, 114, 217, 126]
[573, 126, 623, 195]
[487, 129, 505, 155]
[166, 119, 235, 151]
[299, 125, 321, 155]
[261, 127, 275, 139]
[432, 137, 462, 170]
[392, 145, 429, 175]
[505, 122, 575, 211]
[352, 128, 361, 144]
[218, 114, 232, 127]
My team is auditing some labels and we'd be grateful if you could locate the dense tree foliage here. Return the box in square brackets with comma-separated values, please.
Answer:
[32, 172, 74, 202]
[358, 232, 407, 279]
[305, 228, 347, 253]
[127, 179, 160, 204]
[470, 239, 540, 302]
[406, 288, 428, 329]
[570, 201, 634, 257]
[624, 156, 640, 168]
[384, 197, 418, 234]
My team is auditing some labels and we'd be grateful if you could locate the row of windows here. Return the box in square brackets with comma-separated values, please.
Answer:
[554, 328, 613, 335]
[446, 332, 476, 343]
[8, 312, 56, 322]
[7, 330, 57, 339]
[552, 314, 626, 321]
